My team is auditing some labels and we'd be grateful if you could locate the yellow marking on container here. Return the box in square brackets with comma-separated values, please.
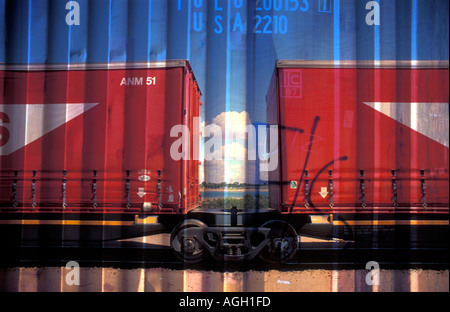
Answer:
[134, 215, 158, 224]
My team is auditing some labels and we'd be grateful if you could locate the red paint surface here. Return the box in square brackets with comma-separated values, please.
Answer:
[268, 66, 449, 213]
[0, 64, 201, 213]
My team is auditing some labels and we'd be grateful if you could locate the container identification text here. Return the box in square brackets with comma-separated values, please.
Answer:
[120, 77, 156, 86]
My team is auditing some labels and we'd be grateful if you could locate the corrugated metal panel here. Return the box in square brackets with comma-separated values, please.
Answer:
[267, 62, 449, 212]
[1, 0, 448, 186]
[0, 61, 202, 212]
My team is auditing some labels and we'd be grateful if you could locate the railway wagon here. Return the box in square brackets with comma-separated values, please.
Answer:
[0, 60, 299, 263]
[266, 60, 449, 249]
[0, 60, 202, 242]
[1, 60, 448, 264]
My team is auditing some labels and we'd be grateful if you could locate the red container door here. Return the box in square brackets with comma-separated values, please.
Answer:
[185, 76, 202, 212]
[277, 67, 358, 211]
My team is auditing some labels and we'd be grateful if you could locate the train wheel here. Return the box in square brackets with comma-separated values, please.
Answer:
[170, 219, 208, 263]
[259, 220, 299, 264]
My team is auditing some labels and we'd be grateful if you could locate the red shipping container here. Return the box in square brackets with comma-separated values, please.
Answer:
[0, 60, 201, 215]
[267, 60, 449, 215]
